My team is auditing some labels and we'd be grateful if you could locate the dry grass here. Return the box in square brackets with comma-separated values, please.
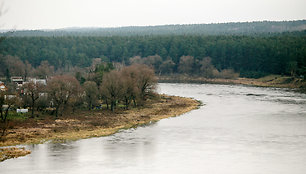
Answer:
[159, 75, 306, 89]
[237, 76, 305, 88]
[0, 147, 31, 162]
[0, 95, 200, 147]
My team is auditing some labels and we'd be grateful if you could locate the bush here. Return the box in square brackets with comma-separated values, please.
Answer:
[218, 69, 240, 79]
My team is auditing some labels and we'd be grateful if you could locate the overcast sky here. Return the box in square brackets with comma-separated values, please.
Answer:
[1, 0, 306, 30]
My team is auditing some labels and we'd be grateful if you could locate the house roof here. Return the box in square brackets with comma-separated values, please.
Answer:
[0, 84, 7, 91]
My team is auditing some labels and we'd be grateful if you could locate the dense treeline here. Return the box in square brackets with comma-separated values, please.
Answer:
[1, 33, 305, 78]
[1, 20, 306, 37]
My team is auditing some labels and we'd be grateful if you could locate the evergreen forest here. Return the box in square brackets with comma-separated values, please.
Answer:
[0, 20, 306, 78]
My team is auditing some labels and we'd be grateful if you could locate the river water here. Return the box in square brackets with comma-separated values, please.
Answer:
[1, 83, 306, 174]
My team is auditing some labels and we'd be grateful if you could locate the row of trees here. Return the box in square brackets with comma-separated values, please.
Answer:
[0, 53, 239, 93]
[0, 64, 157, 120]
[130, 55, 239, 78]
[0, 54, 55, 80]
[0, 34, 305, 78]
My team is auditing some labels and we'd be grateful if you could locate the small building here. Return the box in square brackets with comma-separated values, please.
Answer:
[17, 109, 28, 113]
[4, 94, 16, 100]
[0, 82, 7, 91]
[11, 76, 24, 87]
[27, 78, 47, 85]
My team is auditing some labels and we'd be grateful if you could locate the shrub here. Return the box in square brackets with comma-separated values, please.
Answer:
[218, 69, 240, 79]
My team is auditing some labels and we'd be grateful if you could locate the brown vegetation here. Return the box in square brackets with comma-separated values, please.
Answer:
[0, 64, 159, 140]
[83, 81, 99, 110]
[0, 95, 199, 147]
[158, 75, 306, 89]
[22, 82, 45, 118]
[0, 147, 31, 162]
[47, 75, 81, 118]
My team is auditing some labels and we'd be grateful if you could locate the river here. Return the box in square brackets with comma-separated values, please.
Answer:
[1, 83, 306, 174]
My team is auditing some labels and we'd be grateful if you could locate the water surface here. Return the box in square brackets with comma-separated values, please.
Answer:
[1, 83, 306, 174]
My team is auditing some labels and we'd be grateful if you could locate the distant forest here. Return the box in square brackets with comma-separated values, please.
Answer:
[0, 20, 305, 78]
[1, 20, 306, 37]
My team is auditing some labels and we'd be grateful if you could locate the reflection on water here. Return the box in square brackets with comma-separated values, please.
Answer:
[1, 83, 306, 174]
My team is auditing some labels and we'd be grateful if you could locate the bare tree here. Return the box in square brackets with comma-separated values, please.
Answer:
[199, 57, 216, 78]
[4, 55, 25, 77]
[100, 71, 123, 112]
[47, 75, 80, 118]
[133, 64, 157, 102]
[23, 82, 45, 118]
[0, 90, 17, 137]
[121, 67, 139, 109]
[160, 58, 175, 74]
[36, 95, 49, 112]
[143, 55, 162, 71]
[24, 60, 33, 81]
[83, 81, 99, 110]
[129, 55, 163, 74]
[129, 56, 142, 65]
[178, 56, 195, 74]
[98, 64, 157, 111]
[35, 61, 54, 79]
[69, 85, 84, 113]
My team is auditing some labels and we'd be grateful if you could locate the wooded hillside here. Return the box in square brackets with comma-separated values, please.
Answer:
[0, 20, 305, 78]
[1, 33, 305, 78]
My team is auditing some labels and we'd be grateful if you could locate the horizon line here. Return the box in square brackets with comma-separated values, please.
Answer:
[1, 19, 305, 32]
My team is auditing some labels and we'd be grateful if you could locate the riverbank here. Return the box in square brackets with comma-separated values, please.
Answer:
[0, 147, 31, 162]
[0, 95, 199, 161]
[158, 75, 306, 89]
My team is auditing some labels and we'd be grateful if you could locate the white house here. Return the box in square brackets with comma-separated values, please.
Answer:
[11, 76, 24, 87]
[27, 78, 47, 85]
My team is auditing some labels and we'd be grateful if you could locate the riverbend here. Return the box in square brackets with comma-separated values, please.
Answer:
[1, 83, 305, 174]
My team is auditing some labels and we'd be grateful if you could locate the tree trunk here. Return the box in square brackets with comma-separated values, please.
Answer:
[111, 100, 115, 112]
[55, 105, 60, 118]
[0, 106, 10, 138]
[106, 99, 109, 110]
[125, 98, 129, 109]
[1, 121, 8, 137]
[88, 102, 91, 110]
[31, 94, 38, 118]
[4, 105, 10, 123]
[31, 102, 35, 118]
[0, 108, 3, 122]
[133, 98, 137, 107]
